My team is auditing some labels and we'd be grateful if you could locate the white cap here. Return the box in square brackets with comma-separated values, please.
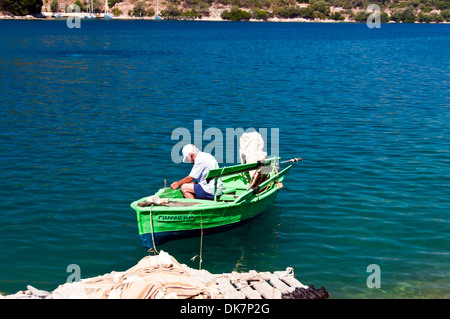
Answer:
[182, 144, 196, 163]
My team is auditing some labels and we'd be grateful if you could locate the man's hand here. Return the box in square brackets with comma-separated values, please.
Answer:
[171, 176, 194, 190]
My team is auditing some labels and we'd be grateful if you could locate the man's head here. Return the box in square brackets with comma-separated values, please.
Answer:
[182, 144, 199, 164]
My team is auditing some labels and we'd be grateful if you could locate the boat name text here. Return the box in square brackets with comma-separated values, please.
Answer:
[157, 215, 195, 222]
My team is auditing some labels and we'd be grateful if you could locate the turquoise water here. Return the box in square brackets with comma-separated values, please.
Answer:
[0, 20, 449, 298]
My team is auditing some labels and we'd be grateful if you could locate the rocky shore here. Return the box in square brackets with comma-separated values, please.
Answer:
[1, 250, 328, 299]
[1, 13, 449, 24]
[1, 2, 449, 24]
[1, 251, 215, 299]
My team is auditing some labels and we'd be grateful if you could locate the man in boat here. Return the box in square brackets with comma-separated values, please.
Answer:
[170, 144, 223, 200]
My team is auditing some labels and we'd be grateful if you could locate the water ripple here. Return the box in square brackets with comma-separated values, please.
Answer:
[0, 21, 449, 297]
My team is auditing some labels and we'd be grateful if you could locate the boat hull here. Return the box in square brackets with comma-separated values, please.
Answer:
[139, 208, 268, 248]
[131, 160, 292, 249]
[134, 187, 280, 249]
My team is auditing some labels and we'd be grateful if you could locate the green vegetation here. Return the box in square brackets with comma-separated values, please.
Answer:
[1, 0, 449, 22]
[74, 0, 86, 12]
[49, 0, 57, 12]
[0, 0, 43, 15]
[269, 0, 332, 20]
[126, 1, 154, 17]
[132, 1, 148, 16]
[252, 8, 272, 20]
[112, 7, 122, 16]
[221, 6, 251, 20]
[161, 1, 212, 18]
[157, 0, 450, 22]
[108, 0, 121, 8]
[330, 11, 345, 20]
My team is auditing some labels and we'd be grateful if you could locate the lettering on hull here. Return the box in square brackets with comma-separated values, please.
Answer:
[157, 215, 195, 222]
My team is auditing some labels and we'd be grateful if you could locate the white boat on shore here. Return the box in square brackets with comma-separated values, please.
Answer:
[155, 0, 163, 20]
[81, 13, 95, 19]
[104, 0, 114, 19]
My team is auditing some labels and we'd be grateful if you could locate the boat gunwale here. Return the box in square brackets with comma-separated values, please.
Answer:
[131, 184, 280, 213]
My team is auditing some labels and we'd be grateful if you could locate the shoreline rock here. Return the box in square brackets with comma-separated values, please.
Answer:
[1, 250, 324, 299]
[1, 251, 215, 299]
[1, 14, 449, 24]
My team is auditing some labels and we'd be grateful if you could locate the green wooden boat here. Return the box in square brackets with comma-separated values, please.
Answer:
[130, 157, 293, 249]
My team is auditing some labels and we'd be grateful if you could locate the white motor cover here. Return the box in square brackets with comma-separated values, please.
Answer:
[239, 131, 268, 164]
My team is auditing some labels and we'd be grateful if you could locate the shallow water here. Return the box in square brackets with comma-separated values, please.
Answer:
[0, 20, 449, 298]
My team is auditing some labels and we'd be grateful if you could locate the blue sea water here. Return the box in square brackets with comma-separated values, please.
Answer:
[0, 20, 449, 298]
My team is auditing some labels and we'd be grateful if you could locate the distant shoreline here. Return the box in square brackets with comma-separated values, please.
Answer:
[1, 15, 450, 24]
[0, 12, 449, 24]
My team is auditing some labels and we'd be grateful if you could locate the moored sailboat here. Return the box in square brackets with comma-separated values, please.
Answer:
[104, 0, 114, 19]
[155, 0, 163, 20]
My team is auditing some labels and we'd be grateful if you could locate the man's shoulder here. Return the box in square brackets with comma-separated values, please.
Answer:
[196, 151, 210, 160]
[196, 152, 218, 165]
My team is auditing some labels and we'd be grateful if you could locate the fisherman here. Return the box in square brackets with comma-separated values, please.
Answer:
[171, 144, 223, 200]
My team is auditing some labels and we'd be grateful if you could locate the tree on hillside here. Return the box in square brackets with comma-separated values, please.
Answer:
[74, 0, 87, 12]
[0, 0, 43, 15]
[108, 0, 122, 8]
[50, 0, 58, 12]
[221, 6, 251, 20]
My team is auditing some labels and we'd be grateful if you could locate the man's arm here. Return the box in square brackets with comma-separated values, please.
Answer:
[171, 176, 194, 190]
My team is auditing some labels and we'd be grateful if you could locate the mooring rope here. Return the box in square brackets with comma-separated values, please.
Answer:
[149, 204, 159, 255]
[199, 210, 203, 270]
[191, 209, 204, 270]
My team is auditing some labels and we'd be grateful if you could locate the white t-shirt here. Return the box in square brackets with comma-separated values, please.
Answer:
[189, 151, 223, 196]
